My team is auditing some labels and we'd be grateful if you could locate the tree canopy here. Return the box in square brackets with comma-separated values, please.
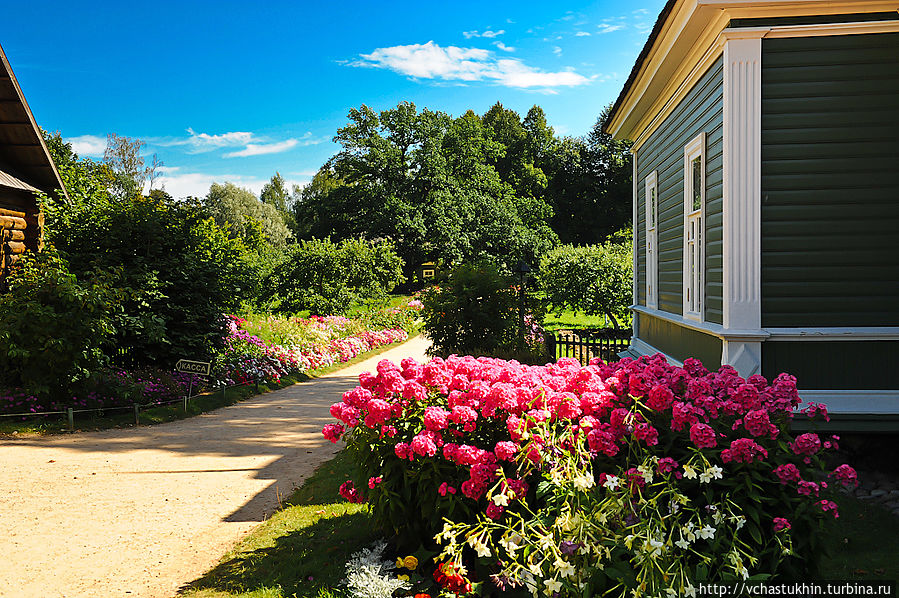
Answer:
[204, 182, 290, 248]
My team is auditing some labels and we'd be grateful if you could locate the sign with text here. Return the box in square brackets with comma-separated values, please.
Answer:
[175, 359, 211, 376]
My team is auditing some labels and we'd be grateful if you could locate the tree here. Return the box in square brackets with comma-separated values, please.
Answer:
[103, 133, 150, 199]
[204, 182, 290, 248]
[260, 172, 289, 212]
[537, 236, 633, 329]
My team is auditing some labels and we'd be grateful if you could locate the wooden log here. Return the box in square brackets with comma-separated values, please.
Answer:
[0, 207, 26, 219]
[0, 215, 26, 230]
[6, 241, 26, 254]
[24, 211, 43, 229]
[2, 229, 25, 242]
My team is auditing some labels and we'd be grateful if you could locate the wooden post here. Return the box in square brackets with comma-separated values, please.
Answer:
[133, 404, 139, 426]
[67, 408, 74, 432]
[182, 396, 188, 412]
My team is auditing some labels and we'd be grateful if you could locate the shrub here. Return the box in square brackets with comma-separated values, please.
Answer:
[420, 262, 544, 359]
[265, 238, 405, 315]
[325, 354, 853, 595]
[538, 235, 632, 328]
[0, 249, 120, 398]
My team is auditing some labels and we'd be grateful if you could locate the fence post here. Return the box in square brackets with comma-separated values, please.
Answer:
[182, 395, 188, 412]
[221, 385, 227, 401]
[133, 404, 139, 426]
[67, 408, 74, 432]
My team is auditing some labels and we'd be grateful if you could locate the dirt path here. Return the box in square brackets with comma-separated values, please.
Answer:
[0, 335, 431, 598]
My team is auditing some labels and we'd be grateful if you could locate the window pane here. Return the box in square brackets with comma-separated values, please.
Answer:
[692, 157, 702, 211]
[650, 188, 656, 227]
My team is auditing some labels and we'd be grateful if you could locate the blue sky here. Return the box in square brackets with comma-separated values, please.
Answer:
[2, 0, 664, 199]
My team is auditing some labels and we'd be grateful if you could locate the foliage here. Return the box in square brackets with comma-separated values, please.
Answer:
[265, 237, 405, 315]
[294, 102, 561, 273]
[538, 234, 633, 328]
[546, 106, 633, 245]
[103, 132, 161, 200]
[204, 181, 291, 248]
[0, 249, 120, 398]
[326, 353, 854, 596]
[420, 262, 545, 359]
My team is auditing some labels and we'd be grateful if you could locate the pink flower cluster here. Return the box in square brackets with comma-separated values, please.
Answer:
[325, 351, 852, 527]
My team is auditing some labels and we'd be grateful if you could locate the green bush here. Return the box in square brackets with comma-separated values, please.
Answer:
[265, 237, 405, 315]
[0, 249, 120, 397]
[420, 262, 544, 359]
[51, 193, 254, 367]
[537, 234, 632, 329]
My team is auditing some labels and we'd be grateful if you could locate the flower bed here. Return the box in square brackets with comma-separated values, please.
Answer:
[325, 354, 856, 596]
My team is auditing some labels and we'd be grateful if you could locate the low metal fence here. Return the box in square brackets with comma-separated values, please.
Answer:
[546, 328, 632, 365]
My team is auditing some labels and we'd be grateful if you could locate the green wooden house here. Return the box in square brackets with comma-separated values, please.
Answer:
[604, 1, 899, 427]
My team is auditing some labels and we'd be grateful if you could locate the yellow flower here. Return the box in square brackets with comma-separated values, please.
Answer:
[403, 555, 419, 570]
[397, 574, 410, 581]
[396, 557, 404, 569]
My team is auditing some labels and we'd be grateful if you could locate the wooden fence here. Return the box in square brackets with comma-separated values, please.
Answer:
[546, 328, 632, 365]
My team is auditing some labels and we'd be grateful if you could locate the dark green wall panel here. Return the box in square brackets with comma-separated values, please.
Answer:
[763, 341, 899, 389]
[637, 312, 722, 370]
[635, 56, 724, 323]
[761, 33, 899, 327]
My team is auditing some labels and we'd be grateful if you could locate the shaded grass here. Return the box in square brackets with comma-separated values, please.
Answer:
[183, 450, 375, 598]
[543, 309, 631, 332]
[820, 493, 899, 579]
[0, 335, 417, 438]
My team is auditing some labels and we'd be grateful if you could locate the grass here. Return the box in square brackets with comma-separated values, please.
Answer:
[543, 308, 631, 332]
[182, 450, 376, 598]
[181, 460, 899, 598]
[0, 334, 417, 438]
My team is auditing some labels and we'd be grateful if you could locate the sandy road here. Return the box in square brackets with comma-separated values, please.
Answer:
[0, 335, 431, 598]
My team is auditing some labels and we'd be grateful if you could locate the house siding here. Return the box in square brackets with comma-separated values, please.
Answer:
[635, 56, 724, 323]
[636, 312, 722, 370]
[760, 33, 899, 327]
[763, 341, 899, 390]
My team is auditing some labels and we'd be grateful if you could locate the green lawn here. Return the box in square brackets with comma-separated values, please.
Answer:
[543, 308, 632, 332]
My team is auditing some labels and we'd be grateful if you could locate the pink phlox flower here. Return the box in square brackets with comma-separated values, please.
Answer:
[816, 499, 839, 518]
[773, 517, 791, 531]
[683, 358, 708, 377]
[774, 463, 802, 484]
[721, 438, 768, 464]
[790, 432, 821, 456]
[646, 385, 675, 411]
[338, 480, 366, 504]
[423, 406, 450, 431]
[743, 409, 773, 437]
[657, 457, 679, 474]
[411, 430, 441, 457]
[485, 502, 505, 520]
[797, 480, 820, 497]
[358, 371, 378, 390]
[394, 442, 412, 460]
[402, 380, 428, 401]
[689, 422, 717, 449]
[633, 422, 659, 446]
[494, 441, 518, 461]
[322, 423, 344, 443]
[379, 424, 397, 438]
[368, 476, 383, 489]
[803, 402, 830, 422]
[831, 464, 859, 488]
[438, 482, 457, 496]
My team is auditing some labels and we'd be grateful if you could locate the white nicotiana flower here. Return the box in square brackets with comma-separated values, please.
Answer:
[698, 525, 716, 540]
[683, 522, 696, 542]
[554, 558, 576, 578]
[545, 578, 562, 594]
[573, 473, 595, 491]
[467, 535, 491, 558]
[528, 561, 543, 576]
[603, 474, 621, 490]
[734, 515, 746, 530]
[675, 538, 690, 550]
[735, 559, 749, 579]
[539, 533, 556, 552]
[713, 510, 724, 524]
[624, 534, 636, 550]
[550, 468, 565, 486]
[682, 464, 698, 479]
[492, 492, 510, 507]
[685, 583, 697, 598]
[637, 464, 654, 484]
[699, 470, 713, 484]
[666, 588, 678, 598]
[499, 534, 521, 556]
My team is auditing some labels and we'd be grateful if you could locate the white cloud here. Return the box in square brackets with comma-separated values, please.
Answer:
[224, 139, 299, 158]
[152, 170, 267, 199]
[576, 31, 591, 37]
[66, 134, 106, 157]
[350, 41, 590, 89]
[552, 46, 562, 56]
[493, 41, 516, 52]
[463, 29, 504, 39]
[598, 24, 625, 34]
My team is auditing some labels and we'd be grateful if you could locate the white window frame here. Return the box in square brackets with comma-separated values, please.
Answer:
[644, 171, 658, 309]
[683, 132, 705, 321]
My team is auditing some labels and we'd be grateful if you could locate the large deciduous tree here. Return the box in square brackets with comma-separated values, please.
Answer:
[204, 182, 290, 248]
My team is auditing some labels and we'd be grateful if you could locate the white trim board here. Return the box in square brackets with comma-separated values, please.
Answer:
[797, 390, 899, 415]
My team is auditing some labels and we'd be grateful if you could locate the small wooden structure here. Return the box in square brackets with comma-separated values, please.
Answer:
[0, 42, 67, 277]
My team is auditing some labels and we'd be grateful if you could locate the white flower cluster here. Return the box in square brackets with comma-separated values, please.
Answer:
[344, 541, 411, 598]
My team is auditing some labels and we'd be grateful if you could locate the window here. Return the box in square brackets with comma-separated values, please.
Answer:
[683, 133, 705, 320]
[644, 171, 658, 309]
[422, 269, 435, 278]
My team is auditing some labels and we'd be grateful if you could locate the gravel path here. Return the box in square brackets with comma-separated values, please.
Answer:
[0, 335, 431, 598]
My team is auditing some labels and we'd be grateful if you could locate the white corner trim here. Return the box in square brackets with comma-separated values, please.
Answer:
[632, 148, 639, 309]
[630, 336, 685, 367]
[722, 36, 762, 332]
[797, 390, 899, 415]
[765, 327, 899, 341]
[644, 170, 659, 309]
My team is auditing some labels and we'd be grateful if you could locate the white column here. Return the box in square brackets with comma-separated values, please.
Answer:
[721, 34, 763, 377]
[631, 148, 639, 338]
